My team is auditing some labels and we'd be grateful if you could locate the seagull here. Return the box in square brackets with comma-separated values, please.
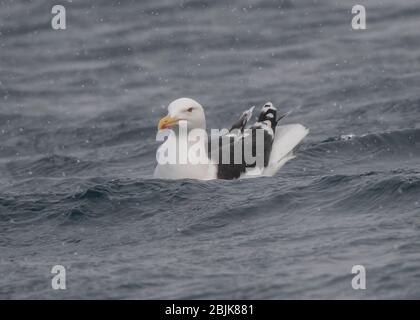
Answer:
[154, 98, 308, 180]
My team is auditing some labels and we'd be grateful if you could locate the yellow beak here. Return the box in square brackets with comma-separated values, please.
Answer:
[158, 114, 179, 130]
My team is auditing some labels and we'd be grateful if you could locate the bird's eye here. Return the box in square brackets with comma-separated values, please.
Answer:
[187, 107, 193, 112]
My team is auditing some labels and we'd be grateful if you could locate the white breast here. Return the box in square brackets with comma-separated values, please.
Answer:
[154, 132, 217, 180]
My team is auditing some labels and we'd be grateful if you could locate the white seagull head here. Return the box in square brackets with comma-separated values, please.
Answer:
[158, 97, 206, 131]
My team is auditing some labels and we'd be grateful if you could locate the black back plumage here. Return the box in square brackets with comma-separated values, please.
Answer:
[209, 102, 283, 180]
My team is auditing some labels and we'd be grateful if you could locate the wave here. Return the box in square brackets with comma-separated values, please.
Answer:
[5, 155, 98, 178]
[301, 128, 420, 165]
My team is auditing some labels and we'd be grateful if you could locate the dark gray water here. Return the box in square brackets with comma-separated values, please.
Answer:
[1, 0, 420, 299]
